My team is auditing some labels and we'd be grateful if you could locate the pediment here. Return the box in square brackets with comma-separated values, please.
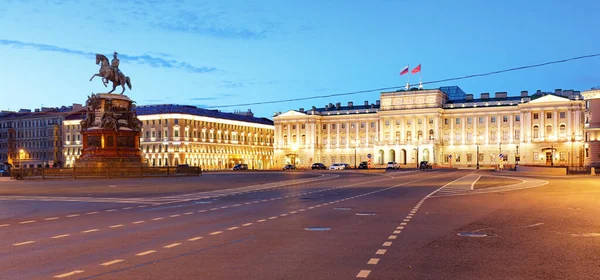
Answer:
[277, 110, 307, 117]
[529, 94, 570, 104]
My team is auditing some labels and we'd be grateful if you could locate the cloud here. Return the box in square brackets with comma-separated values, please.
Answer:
[153, 10, 268, 39]
[0, 39, 218, 73]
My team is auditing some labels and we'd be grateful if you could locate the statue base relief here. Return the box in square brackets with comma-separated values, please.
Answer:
[75, 93, 144, 168]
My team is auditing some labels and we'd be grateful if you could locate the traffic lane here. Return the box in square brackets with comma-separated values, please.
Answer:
[77, 171, 466, 280]
[0, 200, 134, 221]
[0, 173, 389, 244]
[0, 174, 406, 278]
[368, 176, 600, 279]
[0, 172, 400, 250]
[0, 172, 321, 198]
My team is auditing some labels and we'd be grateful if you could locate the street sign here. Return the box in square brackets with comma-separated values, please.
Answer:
[367, 154, 372, 159]
[448, 155, 452, 159]
[499, 153, 504, 158]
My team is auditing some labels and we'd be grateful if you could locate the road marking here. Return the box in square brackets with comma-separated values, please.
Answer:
[184, 212, 194, 215]
[257, 219, 267, 223]
[382, 242, 392, 247]
[388, 235, 397, 240]
[470, 175, 482, 190]
[164, 243, 181, 248]
[100, 259, 124, 266]
[198, 210, 207, 213]
[123, 207, 133, 210]
[290, 211, 298, 214]
[170, 214, 181, 218]
[136, 250, 156, 256]
[280, 214, 288, 217]
[368, 258, 380, 265]
[152, 217, 164, 221]
[13, 241, 35, 246]
[0, 224, 9, 227]
[210, 208, 219, 211]
[51, 234, 71, 239]
[242, 223, 253, 227]
[19, 220, 36, 224]
[109, 224, 124, 228]
[82, 229, 99, 233]
[106, 209, 117, 212]
[188, 237, 203, 241]
[66, 214, 80, 218]
[403, 219, 410, 222]
[268, 216, 278, 220]
[86, 212, 99, 215]
[393, 230, 401, 234]
[357, 270, 371, 278]
[299, 209, 306, 212]
[210, 231, 223, 235]
[138, 205, 148, 208]
[397, 226, 404, 230]
[133, 221, 145, 224]
[376, 249, 387, 255]
[221, 206, 230, 209]
[54, 270, 85, 278]
[227, 226, 239, 231]
[400, 222, 407, 226]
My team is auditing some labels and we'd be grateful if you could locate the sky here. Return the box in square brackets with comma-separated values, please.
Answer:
[0, 0, 599, 119]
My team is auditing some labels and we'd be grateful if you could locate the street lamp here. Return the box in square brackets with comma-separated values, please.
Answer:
[476, 135, 483, 169]
[19, 149, 24, 169]
[549, 135, 557, 167]
[352, 140, 357, 169]
[415, 136, 421, 168]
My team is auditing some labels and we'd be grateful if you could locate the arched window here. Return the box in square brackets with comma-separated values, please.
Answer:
[301, 134, 306, 146]
[292, 134, 297, 144]
[406, 131, 412, 141]
[283, 135, 288, 146]
[428, 129, 434, 140]
[418, 130, 423, 140]
[532, 125, 539, 139]
[559, 124, 566, 138]
[546, 125, 553, 137]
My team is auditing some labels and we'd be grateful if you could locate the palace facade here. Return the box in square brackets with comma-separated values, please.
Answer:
[273, 87, 598, 169]
[62, 104, 274, 170]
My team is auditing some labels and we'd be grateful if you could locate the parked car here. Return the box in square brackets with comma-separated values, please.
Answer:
[232, 163, 248, 171]
[341, 163, 351, 169]
[329, 163, 345, 170]
[311, 163, 327, 170]
[176, 164, 191, 172]
[386, 162, 400, 169]
[358, 161, 369, 169]
[283, 164, 296, 170]
[420, 161, 432, 169]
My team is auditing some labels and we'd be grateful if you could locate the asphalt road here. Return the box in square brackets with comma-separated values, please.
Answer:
[0, 169, 598, 279]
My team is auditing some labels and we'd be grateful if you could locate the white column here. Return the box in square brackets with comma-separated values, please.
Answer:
[336, 122, 340, 148]
[400, 116, 405, 143]
[424, 115, 428, 141]
[509, 113, 514, 144]
[327, 122, 331, 149]
[497, 114, 501, 144]
[540, 110, 545, 139]
[412, 115, 417, 141]
[450, 116, 454, 145]
[390, 118, 395, 144]
[434, 115, 439, 141]
[366, 119, 370, 146]
[473, 115, 478, 141]
[519, 111, 524, 143]
[567, 108, 572, 137]
[553, 109, 558, 138]
[461, 116, 466, 145]
[346, 121, 350, 148]
[287, 123, 291, 146]
[355, 121, 359, 144]
[485, 116, 489, 144]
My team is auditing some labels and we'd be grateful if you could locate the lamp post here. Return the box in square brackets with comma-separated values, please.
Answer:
[353, 140, 357, 169]
[476, 135, 483, 169]
[549, 135, 556, 167]
[571, 133, 575, 167]
[415, 136, 421, 168]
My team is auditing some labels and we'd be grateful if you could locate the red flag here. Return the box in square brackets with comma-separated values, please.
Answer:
[411, 64, 421, 74]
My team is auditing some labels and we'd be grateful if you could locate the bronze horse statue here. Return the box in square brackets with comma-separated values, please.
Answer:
[89, 54, 132, 94]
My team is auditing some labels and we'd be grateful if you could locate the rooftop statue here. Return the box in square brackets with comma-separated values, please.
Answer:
[89, 52, 132, 94]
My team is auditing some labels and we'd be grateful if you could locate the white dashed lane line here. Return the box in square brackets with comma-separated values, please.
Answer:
[100, 259, 124, 266]
[53, 270, 85, 278]
[135, 250, 156, 256]
[355, 171, 474, 278]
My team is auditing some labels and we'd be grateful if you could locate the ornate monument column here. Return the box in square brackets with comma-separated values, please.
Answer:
[582, 89, 600, 168]
[76, 52, 142, 167]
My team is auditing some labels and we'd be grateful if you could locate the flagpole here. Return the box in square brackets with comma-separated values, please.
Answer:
[406, 64, 410, 90]
[419, 64, 423, 89]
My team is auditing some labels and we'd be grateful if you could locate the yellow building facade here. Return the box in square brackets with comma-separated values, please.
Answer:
[274, 88, 588, 169]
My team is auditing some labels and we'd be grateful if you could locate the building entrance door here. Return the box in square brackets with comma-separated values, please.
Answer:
[546, 152, 552, 166]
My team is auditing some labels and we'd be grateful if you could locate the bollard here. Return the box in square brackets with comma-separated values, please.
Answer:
[592, 167, 596, 176]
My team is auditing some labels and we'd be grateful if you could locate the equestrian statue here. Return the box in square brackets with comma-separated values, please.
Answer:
[89, 52, 132, 94]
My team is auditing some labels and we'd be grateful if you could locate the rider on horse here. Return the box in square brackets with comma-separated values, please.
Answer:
[111, 52, 121, 84]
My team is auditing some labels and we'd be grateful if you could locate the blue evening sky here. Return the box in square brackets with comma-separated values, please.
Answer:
[0, 0, 599, 118]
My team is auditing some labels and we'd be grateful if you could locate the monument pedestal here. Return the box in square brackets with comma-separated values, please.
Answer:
[75, 93, 143, 168]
